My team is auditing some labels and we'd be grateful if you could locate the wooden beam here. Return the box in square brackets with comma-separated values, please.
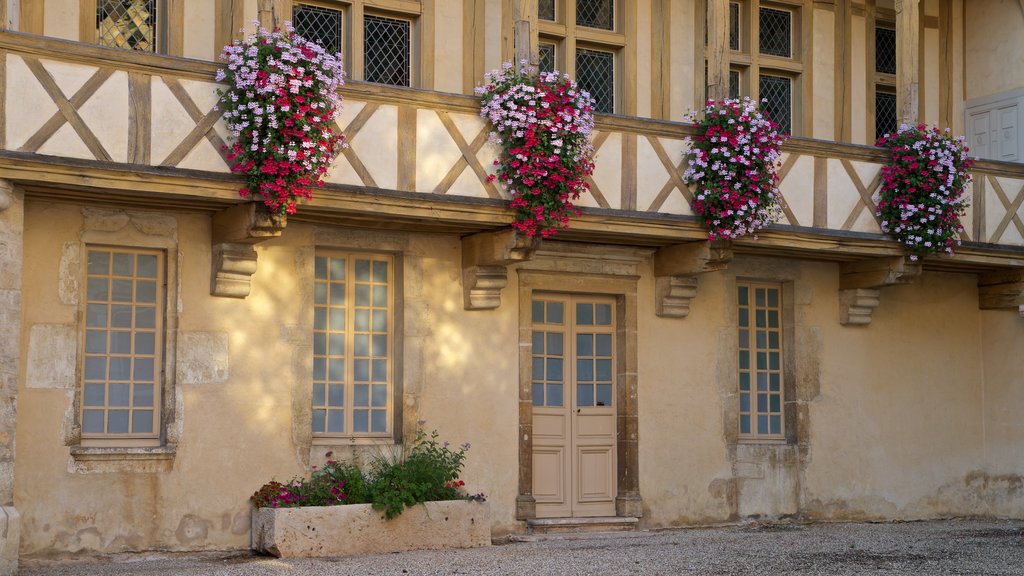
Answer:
[705, 0, 730, 102]
[978, 269, 1024, 315]
[895, 0, 920, 126]
[840, 255, 922, 289]
[512, 0, 537, 68]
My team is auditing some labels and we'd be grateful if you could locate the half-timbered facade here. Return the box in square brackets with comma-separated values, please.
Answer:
[0, 0, 1023, 569]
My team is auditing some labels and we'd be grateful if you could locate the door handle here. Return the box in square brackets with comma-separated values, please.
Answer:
[576, 408, 581, 414]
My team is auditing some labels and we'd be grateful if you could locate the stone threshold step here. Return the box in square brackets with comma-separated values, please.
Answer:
[526, 517, 640, 534]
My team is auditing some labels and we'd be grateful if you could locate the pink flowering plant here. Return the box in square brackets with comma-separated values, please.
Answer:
[682, 98, 788, 240]
[875, 124, 973, 259]
[477, 62, 596, 238]
[216, 22, 345, 217]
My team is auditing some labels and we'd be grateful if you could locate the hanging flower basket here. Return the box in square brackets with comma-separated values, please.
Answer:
[477, 62, 596, 238]
[875, 124, 973, 260]
[216, 22, 346, 217]
[682, 98, 788, 240]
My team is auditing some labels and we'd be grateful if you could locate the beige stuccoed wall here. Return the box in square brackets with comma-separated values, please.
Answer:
[965, 0, 1024, 100]
[979, 310, 1024, 513]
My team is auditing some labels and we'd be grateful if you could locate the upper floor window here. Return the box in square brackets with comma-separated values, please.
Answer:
[97, 0, 161, 52]
[538, 0, 624, 114]
[82, 247, 164, 447]
[294, 2, 344, 54]
[364, 14, 412, 86]
[873, 23, 897, 141]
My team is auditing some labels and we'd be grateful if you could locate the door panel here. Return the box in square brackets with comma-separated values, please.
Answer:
[532, 294, 616, 518]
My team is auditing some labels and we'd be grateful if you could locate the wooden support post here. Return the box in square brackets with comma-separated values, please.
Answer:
[978, 269, 1024, 318]
[461, 229, 540, 310]
[512, 0, 538, 69]
[705, 0, 730, 103]
[653, 240, 733, 318]
[838, 256, 922, 325]
[210, 203, 286, 298]
[895, 0, 920, 126]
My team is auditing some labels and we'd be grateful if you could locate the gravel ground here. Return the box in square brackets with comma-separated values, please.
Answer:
[18, 518, 1024, 576]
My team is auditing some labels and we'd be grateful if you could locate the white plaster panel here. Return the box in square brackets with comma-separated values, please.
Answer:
[959, 179, 975, 241]
[416, 110, 463, 193]
[324, 151, 364, 186]
[851, 14, 867, 145]
[586, 132, 621, 209]
[433, 0, 464, 94]
[180, 78, 223, 118]
[985, 180, 1005, 243]
[177, 332, 230, 385]
[635, 136, 670, 212]
[923, 28, 940, 127]
[634, 0, 652, 118]
[449, 112, 486, 144]
[850, 160, 883, 190]
[826, 158, 863, 229]
[448, 166, 490, 199]
[40, 59, 96, 100]
[25, 324, 76, 389]
[812, 9, 835, 140]
[348, 104, 397, 191]
[993, 176, 1024, 246]
[43, 1, 78, 40]
[37, 123, 93, 160]
[75, 71, 129, 164]
[177, 137, 231, 173]
[670, 0, 697, 119]
[5, 55, 58, 150]
[851, 204, 882, 234]
[151, 77, 200, 165]
[183, 0, 216, 60]
[475, 141, 500, 185]
[777, 154, 814, 227]
[660, 187, 694, 216]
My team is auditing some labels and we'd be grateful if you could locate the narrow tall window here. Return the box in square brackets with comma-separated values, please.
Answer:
[97, 0, 160, 52]
[313, 253, 394, 438]
[759, 74, 792, 135]
[82, 248, 163, 447]
[758, 7, 792, 58]
[873, 23, 897, 141]
[576, 47, 615, 114]
[364, 14, 412, 86]
[737, 282, 784, 439]
[294, 3, 344, 54]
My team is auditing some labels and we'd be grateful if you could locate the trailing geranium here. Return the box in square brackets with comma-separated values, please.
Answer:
[477, 62, 596, 238]
[216, 22, 345, 217]
[682, 97, 788, 240]
[875, 124, 973, 259]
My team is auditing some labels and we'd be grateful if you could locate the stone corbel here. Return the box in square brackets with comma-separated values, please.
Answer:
[653, 240, 733, 318]
[0, 179, 14, 212]
[978, 269, 1024, 318]
[461, 229, 540, 310]
[210, 203, 286, 298]
[838, 256, 922, 325]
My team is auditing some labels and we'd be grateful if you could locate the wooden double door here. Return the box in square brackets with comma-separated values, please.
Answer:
[530, 294, 617, 518]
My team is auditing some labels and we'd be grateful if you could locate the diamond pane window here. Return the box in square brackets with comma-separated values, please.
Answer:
[539, 0, 556, 21]
[759, 74, 792, 135]
[364, 14, 411, 86]
[729, 70, 741, 100]
[97, 0, 158, 52]
[875, 25, 896, 75]
[729, 2, 741, 51]
[758, 7, 791, 58]
[539, 42, 556, 74]
[875, 90, 897, 142]
[294, 3, 343, 55]
[576, 0, 614, 31]
[576, 48, 614, 114]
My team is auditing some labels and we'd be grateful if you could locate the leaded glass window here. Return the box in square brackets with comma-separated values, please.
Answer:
[875, 90, 897, 142]
[758, 7, 791, 58]
[539, 0, 556, 21]
[875, 25, 896, 75]
[364, 14, 411, 86]
[759, 74, 792, 135]
[576, 48, 614, 114]
[737, 283, 784, 439]
[294, 3, 343, 54]
[576, 0, 614, 31]
[729, 2, 741, 51]
[539, 42, 557, 73]
[97, 0, 159, 52]
[313, 253, 393, 437]
[729, 70, 741, 100]
[82, 248, 163, 444]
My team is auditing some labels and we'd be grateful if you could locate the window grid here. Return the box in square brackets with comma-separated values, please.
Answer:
[576, 47, 615, 114]
[82, 248, 162, 444]
[573, 302, 614, 408]
[313, 254, 393, 438]
[875, 25, 896, 75]
[531, 297, 615, 409]
[539, 0, 556, 21]
[758, 7, 792, 58]
[737, 283, 784, 439]
[294, 2, 344, 54]
[729, 69, 741, 100]
[531, 300, 566, 408]
[729, 2, 741, 51]
[576, 0, 614, 31]
[875, 90, 897, 142]
[759, 74, 792, 135]
[97, 0, 158, 52]
[364, 14, 411, 86]
[539, 42, 557, 74]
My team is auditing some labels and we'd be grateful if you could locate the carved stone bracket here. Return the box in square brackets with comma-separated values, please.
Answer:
[210, 203, 286, 298]
[653, 240, 733, 318]
[978, 269, 1024, 318]
[461, 229, 540, 310]
[838, 256, 922, 325]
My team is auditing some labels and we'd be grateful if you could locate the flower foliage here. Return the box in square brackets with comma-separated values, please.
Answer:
[682, 98, 788, 240]
[875, 124, 973, 259]
[477, 62, 596, 238]
[216, 22, 345, 216]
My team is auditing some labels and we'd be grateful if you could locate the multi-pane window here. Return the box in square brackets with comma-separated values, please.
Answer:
[82, 248, 163, 447]
[537, 1, 624, 114]
[313, 253, 393, 438]
[875, 90, 897, 141]
[758, 7, 792, 58]
[294, 2, 343, 54]
[873, 23, 897, 142]
[875, 25, 897, 75]
[97, 0, 160, 52]
[531, 297, 614, 409]
[737, 282, 784, 439]
[364, 14, 412, 86]
[759, 74, 792, 135]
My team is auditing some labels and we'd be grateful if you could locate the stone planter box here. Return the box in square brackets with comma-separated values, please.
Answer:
[251, 500, 491, 558]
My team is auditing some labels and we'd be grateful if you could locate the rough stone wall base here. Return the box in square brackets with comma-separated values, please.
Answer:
[0, 506, 19, 576]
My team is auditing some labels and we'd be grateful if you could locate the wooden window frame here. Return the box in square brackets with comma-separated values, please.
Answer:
[736, 280, 786, 442]
[868, 12, 898, 143]
[312, 250, 398, 444]
[80, 0, 185, 56]
[78, 245, 167, 449]
[284, 0, 427, 88]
